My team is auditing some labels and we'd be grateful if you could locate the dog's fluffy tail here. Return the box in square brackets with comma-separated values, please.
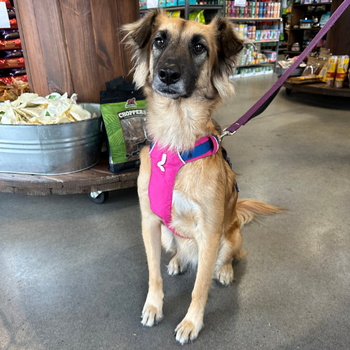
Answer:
[236, 199, 283, 227]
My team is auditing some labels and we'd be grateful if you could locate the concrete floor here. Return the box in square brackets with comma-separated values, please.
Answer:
[1, 75, 350, 350]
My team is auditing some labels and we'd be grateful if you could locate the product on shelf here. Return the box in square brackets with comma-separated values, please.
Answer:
[9, 18, 17, 29]
[0, 57, 24, 69]
[325, 56, 338, 87]
[0, 0, 12, 9]
[0, 49, 22, 58]
[226, 0, 281, 19]
[0, 38, 21, 50]
[334, 56, 349, 88]
[233, 22, 280, 42]
[0, 29, 19, 40]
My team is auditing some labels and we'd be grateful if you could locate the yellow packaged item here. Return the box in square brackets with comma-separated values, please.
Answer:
[167, 11, 181, 18]
[324, 56, 338, 86]
[335, 55, 349, 88]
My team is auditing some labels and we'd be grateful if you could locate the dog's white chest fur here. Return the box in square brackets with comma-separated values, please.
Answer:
[172, 190, 200, 214]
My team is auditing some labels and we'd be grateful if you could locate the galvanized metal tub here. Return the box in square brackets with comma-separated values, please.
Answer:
[0, 103, 102, 175]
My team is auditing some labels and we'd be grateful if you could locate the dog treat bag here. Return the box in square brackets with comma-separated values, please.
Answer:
[100, 76, 148, 174]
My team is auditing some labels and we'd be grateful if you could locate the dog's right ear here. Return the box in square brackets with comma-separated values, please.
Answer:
[122, 10, 161, 89]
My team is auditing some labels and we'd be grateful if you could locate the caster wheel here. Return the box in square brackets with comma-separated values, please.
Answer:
[286, 88, 292, 96]
[87, 191, 109, 204]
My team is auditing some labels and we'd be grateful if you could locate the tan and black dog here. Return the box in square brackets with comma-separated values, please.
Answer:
[123, 10, 281, 344]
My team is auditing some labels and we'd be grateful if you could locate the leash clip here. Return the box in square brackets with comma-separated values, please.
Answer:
[220, 128, 236, 142]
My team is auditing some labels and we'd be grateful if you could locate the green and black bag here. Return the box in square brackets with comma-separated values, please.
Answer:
[100, 76, 148, 174]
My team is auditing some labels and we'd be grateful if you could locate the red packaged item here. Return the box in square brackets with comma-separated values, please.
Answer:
[0, 57, 25, 69]
[0, 0, 12, 9]
[0, 39, 21, 50]
[10, 18, 17, 29]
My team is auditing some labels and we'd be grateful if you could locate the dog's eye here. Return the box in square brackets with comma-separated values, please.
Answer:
[155, 38, 165, 48]
[193, 44, 206, 55]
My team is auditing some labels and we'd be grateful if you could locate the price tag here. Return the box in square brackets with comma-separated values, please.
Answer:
[0, 2, 10, 28]
[234, 0, 246, 7]
[147, 0, 159, 9]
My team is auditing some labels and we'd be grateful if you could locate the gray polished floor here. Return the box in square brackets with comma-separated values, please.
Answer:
[1, 75, 350, 350]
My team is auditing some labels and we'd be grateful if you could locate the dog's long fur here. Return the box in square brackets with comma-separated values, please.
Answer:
[123, 11, 282, 344]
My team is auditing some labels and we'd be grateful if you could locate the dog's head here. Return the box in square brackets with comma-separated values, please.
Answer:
[123, 10, 244, 100]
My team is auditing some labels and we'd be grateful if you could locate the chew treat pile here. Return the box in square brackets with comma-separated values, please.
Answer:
[0, 92, 96, 124]
[0, 77, 29, 101]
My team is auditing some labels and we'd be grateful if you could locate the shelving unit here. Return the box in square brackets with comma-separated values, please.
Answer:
[237, 61, 276, 68]
[228, 16, 281, 72]
[286, 0, 332, 56]
[228, 17, 281, 21]
[140, 1, 225, 20]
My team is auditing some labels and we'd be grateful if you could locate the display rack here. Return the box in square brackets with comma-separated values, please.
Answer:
[0, 159, 138, 201]
[140, 1, 225, 20]
[284, 80, 350, 97]
[286, 0, 332, 56]
[228, 13, 282, 72]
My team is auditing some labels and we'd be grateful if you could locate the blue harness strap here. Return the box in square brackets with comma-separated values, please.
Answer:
[180, 136, 218, 161]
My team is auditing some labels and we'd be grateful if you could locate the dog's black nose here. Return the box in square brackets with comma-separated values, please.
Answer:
[158, 68, 181, 86]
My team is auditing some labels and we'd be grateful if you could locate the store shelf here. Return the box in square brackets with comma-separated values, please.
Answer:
[285, 50, 302, 54]
[140, 5, 223, 13]
[254, 40, 280, 43]
[236, 62, 276, 68]
[293, 2, 332, 7]
[0, 159, 138, 196]
[228, 17, 282, 21]
[284, 81, 350, 98]
[291, 27, 321, 31]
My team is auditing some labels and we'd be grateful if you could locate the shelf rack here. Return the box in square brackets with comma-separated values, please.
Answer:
[140, 2, 225, 20]
[228, 16, 282, 72]
[228, 17, 282, 21]
[286, 0, 332, 56]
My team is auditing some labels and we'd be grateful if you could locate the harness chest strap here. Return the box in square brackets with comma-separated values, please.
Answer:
[148, 135, 219, 239]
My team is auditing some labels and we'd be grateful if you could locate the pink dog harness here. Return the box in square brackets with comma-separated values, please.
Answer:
[148, 136, 219, 239]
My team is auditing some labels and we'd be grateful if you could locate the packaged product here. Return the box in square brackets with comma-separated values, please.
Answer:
[0, 39, 21, 50]
[9, 18, 17, 29]
[0, 49, 23, 59]
[302, 55, 324, 76]
[167, 11, 181, 18]
[334, 56, 349, 88]
[288, 74, 322, 84]
[0, 57, 25, 69]
[7, 7, 15, 18]
[100, 76, 148, 174]
[189, 10, 205, 24]
[0, 29, 19, 40]
[325, 56, 338, 87]
[316, 48, 332, 81]
[0, 0, 12, 9]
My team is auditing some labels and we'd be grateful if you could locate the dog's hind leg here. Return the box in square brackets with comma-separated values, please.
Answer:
[167, 252, 188, 275]
[214, 211, 246, 286]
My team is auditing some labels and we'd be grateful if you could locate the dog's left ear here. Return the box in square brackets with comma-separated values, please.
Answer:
[210, 17, 245, 98]
[123, 10, 161, 88]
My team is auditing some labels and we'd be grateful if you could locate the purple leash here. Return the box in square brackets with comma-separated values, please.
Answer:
[222, 0, 350, 138]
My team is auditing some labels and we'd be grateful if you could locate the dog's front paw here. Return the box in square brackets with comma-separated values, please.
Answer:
[214, 264, 234, 286]
[141, 304, 163, 327]
[174, 318, 203, 344]
[167, 255, 187, 276]
[141, 291, 164, 327]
